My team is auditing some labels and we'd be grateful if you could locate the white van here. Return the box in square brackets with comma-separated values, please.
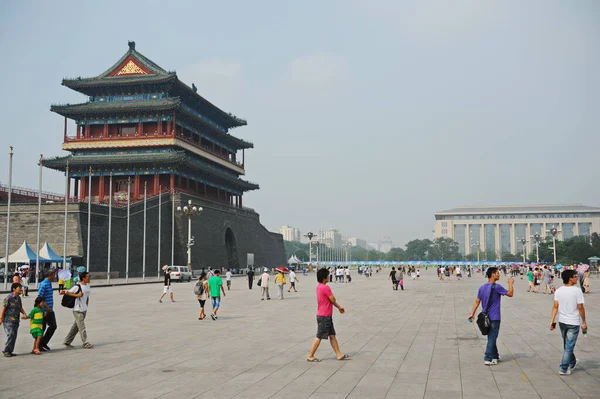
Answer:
[169, 266, 192, 282]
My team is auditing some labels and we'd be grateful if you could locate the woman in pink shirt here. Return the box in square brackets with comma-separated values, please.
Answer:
[306, 268, 350, 362]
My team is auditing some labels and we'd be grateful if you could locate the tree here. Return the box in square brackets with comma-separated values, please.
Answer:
[386, 247, 406, 261]
[428, 237, 461, 261]
[501, 252, 521, 262]
[405, 239, 432, 260]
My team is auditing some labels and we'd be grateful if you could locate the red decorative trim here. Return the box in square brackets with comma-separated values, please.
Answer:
[107, 55, 153, 77]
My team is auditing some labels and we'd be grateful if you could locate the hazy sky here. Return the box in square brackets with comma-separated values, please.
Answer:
[0, 1, 598, 246]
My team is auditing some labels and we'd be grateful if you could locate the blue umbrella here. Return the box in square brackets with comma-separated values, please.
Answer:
[76, 266, 86, 273]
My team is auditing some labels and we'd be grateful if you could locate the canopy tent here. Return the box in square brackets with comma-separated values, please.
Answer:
[0, 241, 50, 264]
[287, 255, 302, 265]
[39, 242, 71, 264]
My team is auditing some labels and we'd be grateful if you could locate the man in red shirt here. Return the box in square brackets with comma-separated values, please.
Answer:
[306, 268, 350, 362]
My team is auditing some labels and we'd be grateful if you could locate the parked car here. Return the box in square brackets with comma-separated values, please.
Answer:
[169, 266, 192, 282]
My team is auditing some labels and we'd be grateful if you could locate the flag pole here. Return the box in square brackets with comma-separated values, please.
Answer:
[171, 189, 175, 268]
[86, 166, 92, 272]
[157, 185, 161, 279]
[107, 172, 112, 283]
[126, 176, 131, 282]
[3, 146, 13, 290]
[142, 181, 147, 281]
[35, 154, 42, 288]
[62, 161, 69, 284]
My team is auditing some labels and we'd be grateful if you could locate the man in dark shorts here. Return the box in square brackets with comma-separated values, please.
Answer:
[306, 268, 350, 362]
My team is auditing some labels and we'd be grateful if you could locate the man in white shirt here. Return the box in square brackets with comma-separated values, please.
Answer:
[260, 268, 271, 300]
[288, 270, 298, 293]
[63, 272, 93, 349]
[344, 267, 351, 283]
[225, 269, 233, 291]
[550, 269, 587, 375]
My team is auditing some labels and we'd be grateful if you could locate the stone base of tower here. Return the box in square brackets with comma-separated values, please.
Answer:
[0, 194, 285, 277]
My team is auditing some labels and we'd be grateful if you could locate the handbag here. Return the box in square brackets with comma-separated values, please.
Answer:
[476, 283, 496, 336]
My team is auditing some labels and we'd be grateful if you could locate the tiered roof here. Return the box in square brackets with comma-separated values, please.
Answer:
[55, 41, 248, 137]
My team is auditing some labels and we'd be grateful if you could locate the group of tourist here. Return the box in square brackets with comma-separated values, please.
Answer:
[467, 266, 588, 375]
[1, 269, 93, 357]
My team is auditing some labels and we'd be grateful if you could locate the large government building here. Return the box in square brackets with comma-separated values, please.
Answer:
[433, 205, 600, 256]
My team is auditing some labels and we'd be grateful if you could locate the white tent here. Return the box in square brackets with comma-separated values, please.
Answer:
[287, 255, 303, 264]
[0, 241, 50, 264]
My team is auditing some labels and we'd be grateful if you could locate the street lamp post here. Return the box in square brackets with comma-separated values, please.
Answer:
[519, 237, 527, 264]
[531, 233, 543, 263]
[304, 231, 315, 265]
[176, 199, 202, 268]
[546, 225, 561, 264]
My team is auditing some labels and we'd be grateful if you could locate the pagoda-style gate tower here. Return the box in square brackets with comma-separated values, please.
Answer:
[44, 41, 257, 207]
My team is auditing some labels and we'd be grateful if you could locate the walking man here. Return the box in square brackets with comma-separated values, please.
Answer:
[208, 269, 226, 320]
[260, 268, 271, 300]
[288, 269, 298, 293]
[1, 283, 28, 357]
[246, 268, 255, 290]
[38, 270, 57, 351]
[550, 269, 587, 375]
[225, 268, 232, 291]
[468, 267, 514, 365]
[159, 267, 174, 303]
[306, 268, 350, 362]
[63, 272, 93, 349]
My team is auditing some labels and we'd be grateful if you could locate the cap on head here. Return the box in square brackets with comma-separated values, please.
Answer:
[264, 267, 268, 272]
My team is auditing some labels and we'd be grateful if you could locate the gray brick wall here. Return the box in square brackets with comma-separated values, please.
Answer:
[0, 194, 285, 277]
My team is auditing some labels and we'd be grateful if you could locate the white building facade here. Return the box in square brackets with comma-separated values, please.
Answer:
[434, 205, 600, 256]
[279, 225, 301, 242]
[346, 237, 367, 249]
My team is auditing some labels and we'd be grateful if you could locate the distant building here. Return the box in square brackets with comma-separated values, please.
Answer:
[367, 242, 379, 251]
[379, 237, 393, 253]
[321, 229, 342, 248]
[346, 237, 367, 249]
[434, 204, 600, 255]
[279, 225, 301, 242]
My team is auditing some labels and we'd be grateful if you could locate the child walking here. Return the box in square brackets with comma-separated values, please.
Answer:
[28, 297, 45, 355]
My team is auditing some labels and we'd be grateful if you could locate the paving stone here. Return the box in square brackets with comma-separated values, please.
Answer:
[0, 269, 598, 399]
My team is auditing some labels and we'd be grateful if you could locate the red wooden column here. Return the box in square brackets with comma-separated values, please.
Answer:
[170, 174, 175, 192]
[74, 179, 79, 200]
[157, 120, 162, 135]
[103, 123, 108, 137]
[76, 125, 81, 139]
[80, 177, 86, 200]
[166, 120, 171, 135]
[172, 112, 177, 136]
[153, 174, 160, 195]
[98, 176, 105, 202]
[133, 175, 140, 199]
[84, 125, 90, 138]
[137, 122, 143, 136]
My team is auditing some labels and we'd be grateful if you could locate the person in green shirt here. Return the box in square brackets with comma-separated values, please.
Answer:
[208, 270, 226, 320]
[527, 268, 534, 292]
[28, 296, 46, 355]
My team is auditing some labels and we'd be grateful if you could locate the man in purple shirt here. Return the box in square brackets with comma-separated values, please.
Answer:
[468, 267, 514, 365]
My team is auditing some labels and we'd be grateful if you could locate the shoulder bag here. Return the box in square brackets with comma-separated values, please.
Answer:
[476, 283, 496, 335]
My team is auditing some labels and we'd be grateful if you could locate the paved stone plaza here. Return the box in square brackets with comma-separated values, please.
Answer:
[1, 269, 599, 399]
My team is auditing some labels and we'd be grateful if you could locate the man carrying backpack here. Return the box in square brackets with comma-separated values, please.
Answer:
[63, 272, 93, 349]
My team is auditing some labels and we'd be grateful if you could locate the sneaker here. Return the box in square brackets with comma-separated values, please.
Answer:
[3, 352, 12, 358]
[63, 343, 74, 348]
[42, 345, 51, 351]
[83, 342, 94, 349]
[159, 300, 163, 303]
[210, 314, 216, 320]
[569, 359, 578, 370]
[484, 359, 498, 366]
[214, 315, 218, 320]
[559, 369, 571, 375]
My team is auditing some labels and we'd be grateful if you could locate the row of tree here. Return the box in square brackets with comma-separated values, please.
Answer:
[284, 234, 600, 265]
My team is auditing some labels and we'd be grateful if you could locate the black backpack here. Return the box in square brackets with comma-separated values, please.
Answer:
[61, 284, 81, 308]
